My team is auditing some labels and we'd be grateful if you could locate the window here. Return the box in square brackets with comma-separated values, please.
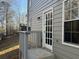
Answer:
[63, 0, 79, 47]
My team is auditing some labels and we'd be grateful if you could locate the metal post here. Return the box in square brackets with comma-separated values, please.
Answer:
[19, 31, 28, 59]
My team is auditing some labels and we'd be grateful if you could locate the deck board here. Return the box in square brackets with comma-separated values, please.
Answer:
[28, 48, 54, 59]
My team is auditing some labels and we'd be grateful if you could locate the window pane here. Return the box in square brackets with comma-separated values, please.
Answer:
[64, 22, 72, 31]
[64, 0, 79, 45]
[72, 0, 78, 8]
[64, 0, 70, 10]
[65, 11, 70, 20]
[72, 8, 78, 19]
[72, 33, 79, 44]
[72, 20, 79, 32]
[64, 32, 72, 43]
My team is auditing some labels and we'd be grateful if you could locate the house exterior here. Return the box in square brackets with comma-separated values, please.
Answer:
[28, 0, 79, 59]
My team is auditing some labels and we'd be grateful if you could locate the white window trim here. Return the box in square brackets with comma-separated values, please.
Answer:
[62, 0, 79, 48]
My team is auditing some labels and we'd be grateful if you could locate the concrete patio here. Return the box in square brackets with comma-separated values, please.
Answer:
[28, 48, 54, 59]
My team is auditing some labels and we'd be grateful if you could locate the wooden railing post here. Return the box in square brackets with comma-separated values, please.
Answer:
[19, 31, 29, 59]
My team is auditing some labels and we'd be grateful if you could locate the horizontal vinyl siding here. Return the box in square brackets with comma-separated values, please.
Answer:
[29, 0, 79, 59]
[29, 0, 55, 31]
[53, 0, 79, 59]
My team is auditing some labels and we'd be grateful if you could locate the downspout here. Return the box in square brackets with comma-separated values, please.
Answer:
[27, 0, 29, 28]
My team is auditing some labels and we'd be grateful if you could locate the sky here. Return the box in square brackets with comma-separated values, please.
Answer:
[18, 0, 27, 14]
[9, 0, 28, 24]
[11, 0, 27, 15]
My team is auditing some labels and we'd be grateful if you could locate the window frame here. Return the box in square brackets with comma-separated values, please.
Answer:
[62, 0, 79, 48]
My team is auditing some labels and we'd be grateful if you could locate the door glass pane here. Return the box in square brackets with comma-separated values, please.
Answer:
[46, 26, 48, 31]
[49, 13, 51, 19]
[46, 14, 47, 20]
[46, 39, 48, 43]
[48, 13, 50, 19]
[48, 33, 52, 38]
[47, 33, 49, 38]
[51, 12, 52, 18]
[46, 14, 48, 19]
[50, 39, 52, 45]
[48, 26, 52, 32]
[48, 39, 50, 44]
[48, 20, 52, 25]
[46, 21, 48, 25]
[46, 27, 48, 31]
[46, 33, 48, 38]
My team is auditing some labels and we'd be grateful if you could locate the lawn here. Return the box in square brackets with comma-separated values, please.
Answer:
[0, 49, 19, 59]
[0, 34, 19, 51]
[0, 34, 19, 59]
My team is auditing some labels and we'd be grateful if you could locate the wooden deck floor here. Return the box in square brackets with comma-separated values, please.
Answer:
[28, 48, 54, 59]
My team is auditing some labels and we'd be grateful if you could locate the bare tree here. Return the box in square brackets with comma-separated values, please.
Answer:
[0, 1, 16, 36]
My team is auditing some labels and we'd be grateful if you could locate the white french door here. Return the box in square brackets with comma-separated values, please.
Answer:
[42, 7, 53, 51]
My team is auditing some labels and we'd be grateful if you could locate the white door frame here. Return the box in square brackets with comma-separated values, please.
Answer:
[42, 7, 53, 51]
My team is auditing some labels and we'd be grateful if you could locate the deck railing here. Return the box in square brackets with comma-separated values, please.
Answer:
[19, 31, 42, 59]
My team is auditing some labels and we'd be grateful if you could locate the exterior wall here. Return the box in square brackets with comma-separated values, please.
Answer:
[28, 0, 79, 59]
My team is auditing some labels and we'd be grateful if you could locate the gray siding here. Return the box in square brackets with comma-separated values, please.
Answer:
[29, 0, 79, 59]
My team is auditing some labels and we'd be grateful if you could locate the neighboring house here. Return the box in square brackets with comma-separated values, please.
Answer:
[28, 0, 79, 59]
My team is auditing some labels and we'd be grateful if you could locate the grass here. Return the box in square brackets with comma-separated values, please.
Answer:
[0, 34, 19, 59]
[0, 41, 19, 51]
[0, 35, 19, 51]
[0, 49, 19, 59]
